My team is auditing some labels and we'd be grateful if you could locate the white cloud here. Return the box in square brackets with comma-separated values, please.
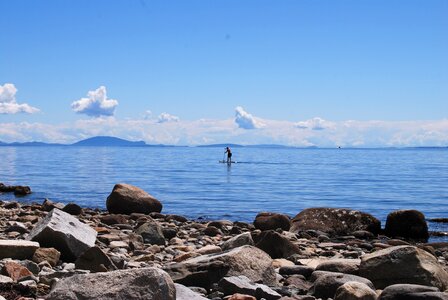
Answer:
[234, 106, 264, 129]
[143, 110, 152, 120]
[295, 117, 332, 130]
[158, 112, 179, 123]
[71, 86, 118, 117]
[0, 83, 40, 114]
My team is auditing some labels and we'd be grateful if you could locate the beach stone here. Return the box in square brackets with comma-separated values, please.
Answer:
[385, 210, 429, 242]
[27, 208, 97, 261]
[196, 245, 222, 255]
[228, 294, 257, 300]
[175, 283, 209, 300]
[99, 214, 128, 225]
[203, 225, 223, 236]
[279, 265, 315, 278]
[2, 261, 33, 282]
[316, 258, 361, 275]
[359, 245, 448, 290]
[252, 230, 301, 259]
[221, 232, 254, 251]
[32, 247, 60, 267]
[219, 275, 281, 300]
[162, 227, 178, 239]
[75, 246, 116, 272]
[378, 284, 442, 300]
[253, 212, 291, 231]
[164, 245, 276, 289]
[166, 214, 188, 223]
[334, 281, 377, 300]
[62, 203, 82, 215]
[106, 183, 162, 214]
[290, 208, 381, 236]
[135, 221, 166, 245]
[0, 240, 39, 260]
[41, 198, 64, 211]
[3, 201, 20, 209]
[5, 222, 28, 234]
[310, 272, 375, 299]
[0, 275, 13, 283]
[46, 267, 175, 300]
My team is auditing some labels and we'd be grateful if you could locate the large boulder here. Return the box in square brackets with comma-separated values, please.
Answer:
[106, 183, 162, 214]
[251, 230, 301, 259]
[290, 208, 381, 236]
[359, 245, 448, 290]
[0, 240, 39, 260]
[164, 245, 276, 289]
[253, 212, 290, 231]
[46, 267, 176, 300]
[221, 232, 254, 251]
[385, 210, 429, 242]
[378, 284, 444, 300]
[311, 272, 375, 299]
[27, 209, 97, 261]
[0, 183, 31, 195]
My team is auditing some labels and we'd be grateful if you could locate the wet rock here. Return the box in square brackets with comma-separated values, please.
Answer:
[32, 247, 60, 267]
[385, 210, 429, 242]
[310, 272, 375, 299]
[27, 208, 97, 261]
[378, 284, 441, 300]
[315, 259, 361, 275]
[0, 183, 31, 196]
[221, 232, 254, 251]
[334, 281, 377, 300]
[254, 212, 291, 231]
[0, 240, 39, 260]
[359, 245, 448, 290]
[106, 183, 162, 215]
[164, 245, 276, 289]
[290, 208, 381, 236]
[46, 267, 176, 300]
[62, 203, 82, 215]
[2, 261, 33, 282]
[75, 246, 116, 272]
[252, 230, 301, 259]
[175, 283, 209, 300]
[135, 221, 166, 245]
[219, 275, 281, 300]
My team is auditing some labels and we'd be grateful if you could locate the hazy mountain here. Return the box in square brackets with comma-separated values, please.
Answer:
[71, 136, 146, 147]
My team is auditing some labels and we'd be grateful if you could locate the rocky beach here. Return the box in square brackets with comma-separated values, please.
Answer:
[0, 182, 447, 300]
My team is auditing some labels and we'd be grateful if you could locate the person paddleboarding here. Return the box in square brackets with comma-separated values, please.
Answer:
[224, 147, 232, 163]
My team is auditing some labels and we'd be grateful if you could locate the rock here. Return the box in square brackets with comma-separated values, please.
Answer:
[359, 245, 448, 290]
[0, 183, 32, 195]
[41, 198, 64, 211]
[162, 227, 178, 239]
[5, 222, 29, 234]
[166, 214, 188, 223]
[62, 203, 83, 215]
[385, 210, 429, 242]
[3, 201, 20, 209]
[32, 247, 60, 267]
[253, 212, 291, 231]
[46, 267, 176, 300]
[106, 183, 162, 215]
[75, 246, 116, 272]
[334, 281, 377, 300]
[290, 208, 381, 236]
[0, 275, 13, 283]
[0, 240, 39, 260]
[99, 214, 128, 225]
[221, 233, 254, 251]
[164, 245, 276, 289]
[175, 283, 209, 300]
[378, 284, 442, 300]
[228, 294, 257, 300]
[310, 272, 375, 299]
[203, 226, 223, 236]
[196, 245, 222, 255]
[219, 275, 281, 300]
[2, 261, 33, 282]
[316, 259, 361, 275]
[252, 230, 301, 259]
[135, 221, 166, 245]
[279, 265, 315, 278]
[27, 208, 97, 261]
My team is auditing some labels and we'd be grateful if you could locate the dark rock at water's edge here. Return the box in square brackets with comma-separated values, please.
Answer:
[385, 210, 429, 242]
[0, 183, 31, 196]
[290, 207, 381, 236]
[253, 212, 291, 231]
[106, 183, 162, 215]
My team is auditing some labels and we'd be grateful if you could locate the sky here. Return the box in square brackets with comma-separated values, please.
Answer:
[1, 0, 447, 147]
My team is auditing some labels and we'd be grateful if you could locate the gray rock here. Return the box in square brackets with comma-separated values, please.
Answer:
[219, 275, 281, 300]
[175, 283, 209, 300]
[221, 232, 254, 251]
[106, 183, 162, 214]
[135, 221, 166, 245]
[252, 230, 301, 259]
[359, 245, 448, 290]
[378, 284, 445, 300]
[334, 281, 377, 300]
[27, 208, 97, 261]
[279, 265, 315, 278]
[165, 245, 276, 289]
[311, 272, 375, 299]
[0, 275, 13, 283]
[316, 259, 361, 275]
[75, 246, 116, 272]
[0, 240, 39, 260]
[46, 267, 176, 300]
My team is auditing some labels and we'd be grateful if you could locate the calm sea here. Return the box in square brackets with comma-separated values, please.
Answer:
[1, 146, 447, 241]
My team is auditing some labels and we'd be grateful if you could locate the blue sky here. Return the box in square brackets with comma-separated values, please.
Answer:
[1, 0, 447, 146]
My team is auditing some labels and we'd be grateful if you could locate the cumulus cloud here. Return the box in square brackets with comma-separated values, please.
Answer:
[71, 86, 118, 117]
[295, 117, 332, 130]
[143, 110, 152, 120]
[158, 112, 179, 123]
[0, 83, 40, 114]
[234, 106, 264, 129]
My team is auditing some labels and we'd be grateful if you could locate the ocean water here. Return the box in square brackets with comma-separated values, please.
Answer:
[1, 146, 447, 240]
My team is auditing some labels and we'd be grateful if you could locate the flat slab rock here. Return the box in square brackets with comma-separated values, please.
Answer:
[27, 208, 97, 261]
[46, 267, 176, 300]
[0, 240, 39, 260]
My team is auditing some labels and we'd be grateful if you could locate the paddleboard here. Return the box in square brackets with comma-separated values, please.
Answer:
[219, 160, 236, 164]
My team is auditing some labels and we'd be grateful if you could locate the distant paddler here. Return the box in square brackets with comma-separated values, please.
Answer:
[224, 147, 232, 163]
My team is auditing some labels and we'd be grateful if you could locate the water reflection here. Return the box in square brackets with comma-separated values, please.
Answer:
[0, 147, 17, 182]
